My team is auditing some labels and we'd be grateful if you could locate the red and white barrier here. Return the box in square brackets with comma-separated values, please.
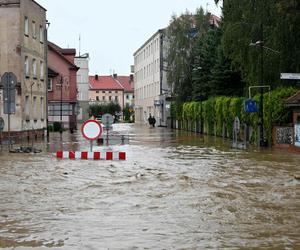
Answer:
[56, 151, 126, 160]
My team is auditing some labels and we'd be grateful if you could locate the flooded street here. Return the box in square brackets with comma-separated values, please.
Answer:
[0, 124, 299, 249]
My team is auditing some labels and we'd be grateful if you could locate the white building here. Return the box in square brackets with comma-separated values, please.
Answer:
[75, 53, 90, 122]
[133, 29, 171, 127]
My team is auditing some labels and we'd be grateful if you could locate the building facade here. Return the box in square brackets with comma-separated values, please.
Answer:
[75, 53, 90, 123]
[133, 29, 171, 126]
[115, 74, 134, 108]
[89, 75, 125, 110]
[0, 0, 47, 135]
[47, 41, 79, 130]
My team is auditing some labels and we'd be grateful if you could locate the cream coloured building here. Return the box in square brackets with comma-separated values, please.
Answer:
[133, 29, 171, 126]
[0, 0, 47, 134]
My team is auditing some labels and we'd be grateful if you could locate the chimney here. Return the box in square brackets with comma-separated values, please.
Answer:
[129, 74, 134, 83]
[113, 73, 117, 79]
[95, 74, 98, 80]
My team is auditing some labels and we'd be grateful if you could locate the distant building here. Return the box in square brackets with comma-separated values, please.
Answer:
[114, 74, 134, 108]
[133, 29, 171, 126]
[0, 0, 47, 137]
[75, 53, 90, 123]
[47, 41, 79, 130]
[89, 75, 124, 110]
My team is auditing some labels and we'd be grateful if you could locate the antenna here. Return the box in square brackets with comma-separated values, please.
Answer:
[79, 34, 81, 56]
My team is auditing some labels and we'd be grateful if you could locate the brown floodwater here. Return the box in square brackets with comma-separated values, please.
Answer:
[0, 124, 299, 249]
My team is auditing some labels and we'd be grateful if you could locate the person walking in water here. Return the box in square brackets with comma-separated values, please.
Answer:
[148, 113, 153, 127]
[152, 116, 156, 127]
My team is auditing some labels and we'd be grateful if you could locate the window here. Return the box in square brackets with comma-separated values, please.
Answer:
[102, 96, 105, 101]
[25, 96, 29, 116]
[40, 61, 44, 80]
[32, 59, 37, 78]
[109, 96, 112, 101]
[40, 97, 44, 119]
[109, 91, 112, 93]
[96, 90, 99, 93]
[33, 96, 37, 115]
[102, 91, 105, 93]
[24, 17, 29, 36]
[126, 95, 129, 99]
[25, 56, 29, 77]
[115, 91, 118, 93]
[96, 96, 99, 101]
[115, 96, 118, 102]
[32, 21, 36, 39]
[47, 78, 53, 91]
[39, 25, 43, 43]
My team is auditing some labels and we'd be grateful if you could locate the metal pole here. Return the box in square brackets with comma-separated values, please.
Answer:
[259, 21, 264, 147]
[90, 140, 93, 152]
[60, 76, 63, 137]
[7, 74, 11, 151]
[45, 22, 50, 142]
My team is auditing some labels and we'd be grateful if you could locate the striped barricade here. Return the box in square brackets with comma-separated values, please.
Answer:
[56, 151, 126, 160]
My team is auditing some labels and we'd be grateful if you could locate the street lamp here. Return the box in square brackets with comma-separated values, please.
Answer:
[249, 40, 280, 147]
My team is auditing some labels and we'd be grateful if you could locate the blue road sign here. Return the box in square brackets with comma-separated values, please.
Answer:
[244, 99, 258, 113]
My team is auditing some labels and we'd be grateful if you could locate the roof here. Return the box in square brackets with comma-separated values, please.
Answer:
[286, 90, 300, 107]
[116, 76, 133, 92]
[133, 29, 166, 56]
[209, 14, 221, 27]
[48, 41, 79, 70]
[89, 75, 124, 90]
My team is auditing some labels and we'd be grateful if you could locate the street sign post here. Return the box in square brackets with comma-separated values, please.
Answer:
[81, 120, 103, 152]
[244, 99, 258, 113]
[1, 72, 17, 150]
[0, 117, 4, 150]
[101, 113, 114, 145]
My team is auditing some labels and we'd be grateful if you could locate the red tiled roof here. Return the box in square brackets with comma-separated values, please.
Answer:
[116, 76, 134, 92]
[89, 75, 124, 90]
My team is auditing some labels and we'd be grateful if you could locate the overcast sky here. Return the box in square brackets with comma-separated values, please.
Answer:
[38, 0, 222, 76]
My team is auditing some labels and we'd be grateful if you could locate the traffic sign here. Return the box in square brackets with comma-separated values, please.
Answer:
[0, 117, 4, 131]
[81, 120, 102, 141]
[280, 73, 300, 80]
[102, 113, 114, 126]
[244, 99, 258, 113]
[1, 72, 17, 114]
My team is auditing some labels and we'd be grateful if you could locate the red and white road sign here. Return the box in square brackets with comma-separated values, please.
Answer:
[81, 119, 102, 140]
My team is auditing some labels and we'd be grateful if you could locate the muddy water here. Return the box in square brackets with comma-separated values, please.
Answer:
[0, 124, 299, 249]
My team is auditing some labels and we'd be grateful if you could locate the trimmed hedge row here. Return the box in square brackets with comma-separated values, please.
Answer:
[171, 87, 297, 141]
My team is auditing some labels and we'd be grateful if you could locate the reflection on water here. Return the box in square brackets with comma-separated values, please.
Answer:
[0, 124, 299, 249]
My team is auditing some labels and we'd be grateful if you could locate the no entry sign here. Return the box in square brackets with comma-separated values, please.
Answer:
[81, 120, 102, 140]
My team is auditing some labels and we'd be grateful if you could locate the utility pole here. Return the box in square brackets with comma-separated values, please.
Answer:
[60, 76, 63, 137]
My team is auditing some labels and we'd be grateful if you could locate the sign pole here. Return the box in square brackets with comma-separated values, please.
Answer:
[90, 140, 93, 152]
[7, 73, 11, 150]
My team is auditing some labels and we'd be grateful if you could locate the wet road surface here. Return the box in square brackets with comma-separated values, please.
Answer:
[0, 124, 299, 249]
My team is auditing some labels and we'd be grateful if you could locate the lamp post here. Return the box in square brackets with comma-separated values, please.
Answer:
[249, 40, 280, 147]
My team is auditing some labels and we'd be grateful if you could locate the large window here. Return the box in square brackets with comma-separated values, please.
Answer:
[32, 59, 37, 78]
[32, 21, 36, 39]
[25, 96, 29, 116]
[40, 97, 44, 119]
[47, 78, 53, 91]
[24, 17, 29, 36]
[39, 25, 43, 43]
[25, 56, 29, 77]
[40, 61, 44, 80]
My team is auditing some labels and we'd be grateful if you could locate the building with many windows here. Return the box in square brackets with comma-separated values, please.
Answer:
[0, 0, 47, 136]
[75, 53, 90, 123]
[47, 41, 79, 131]
[133, 29, 171, 126]
[114, 74, 134, 109]
[89, 74, 124, 110]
